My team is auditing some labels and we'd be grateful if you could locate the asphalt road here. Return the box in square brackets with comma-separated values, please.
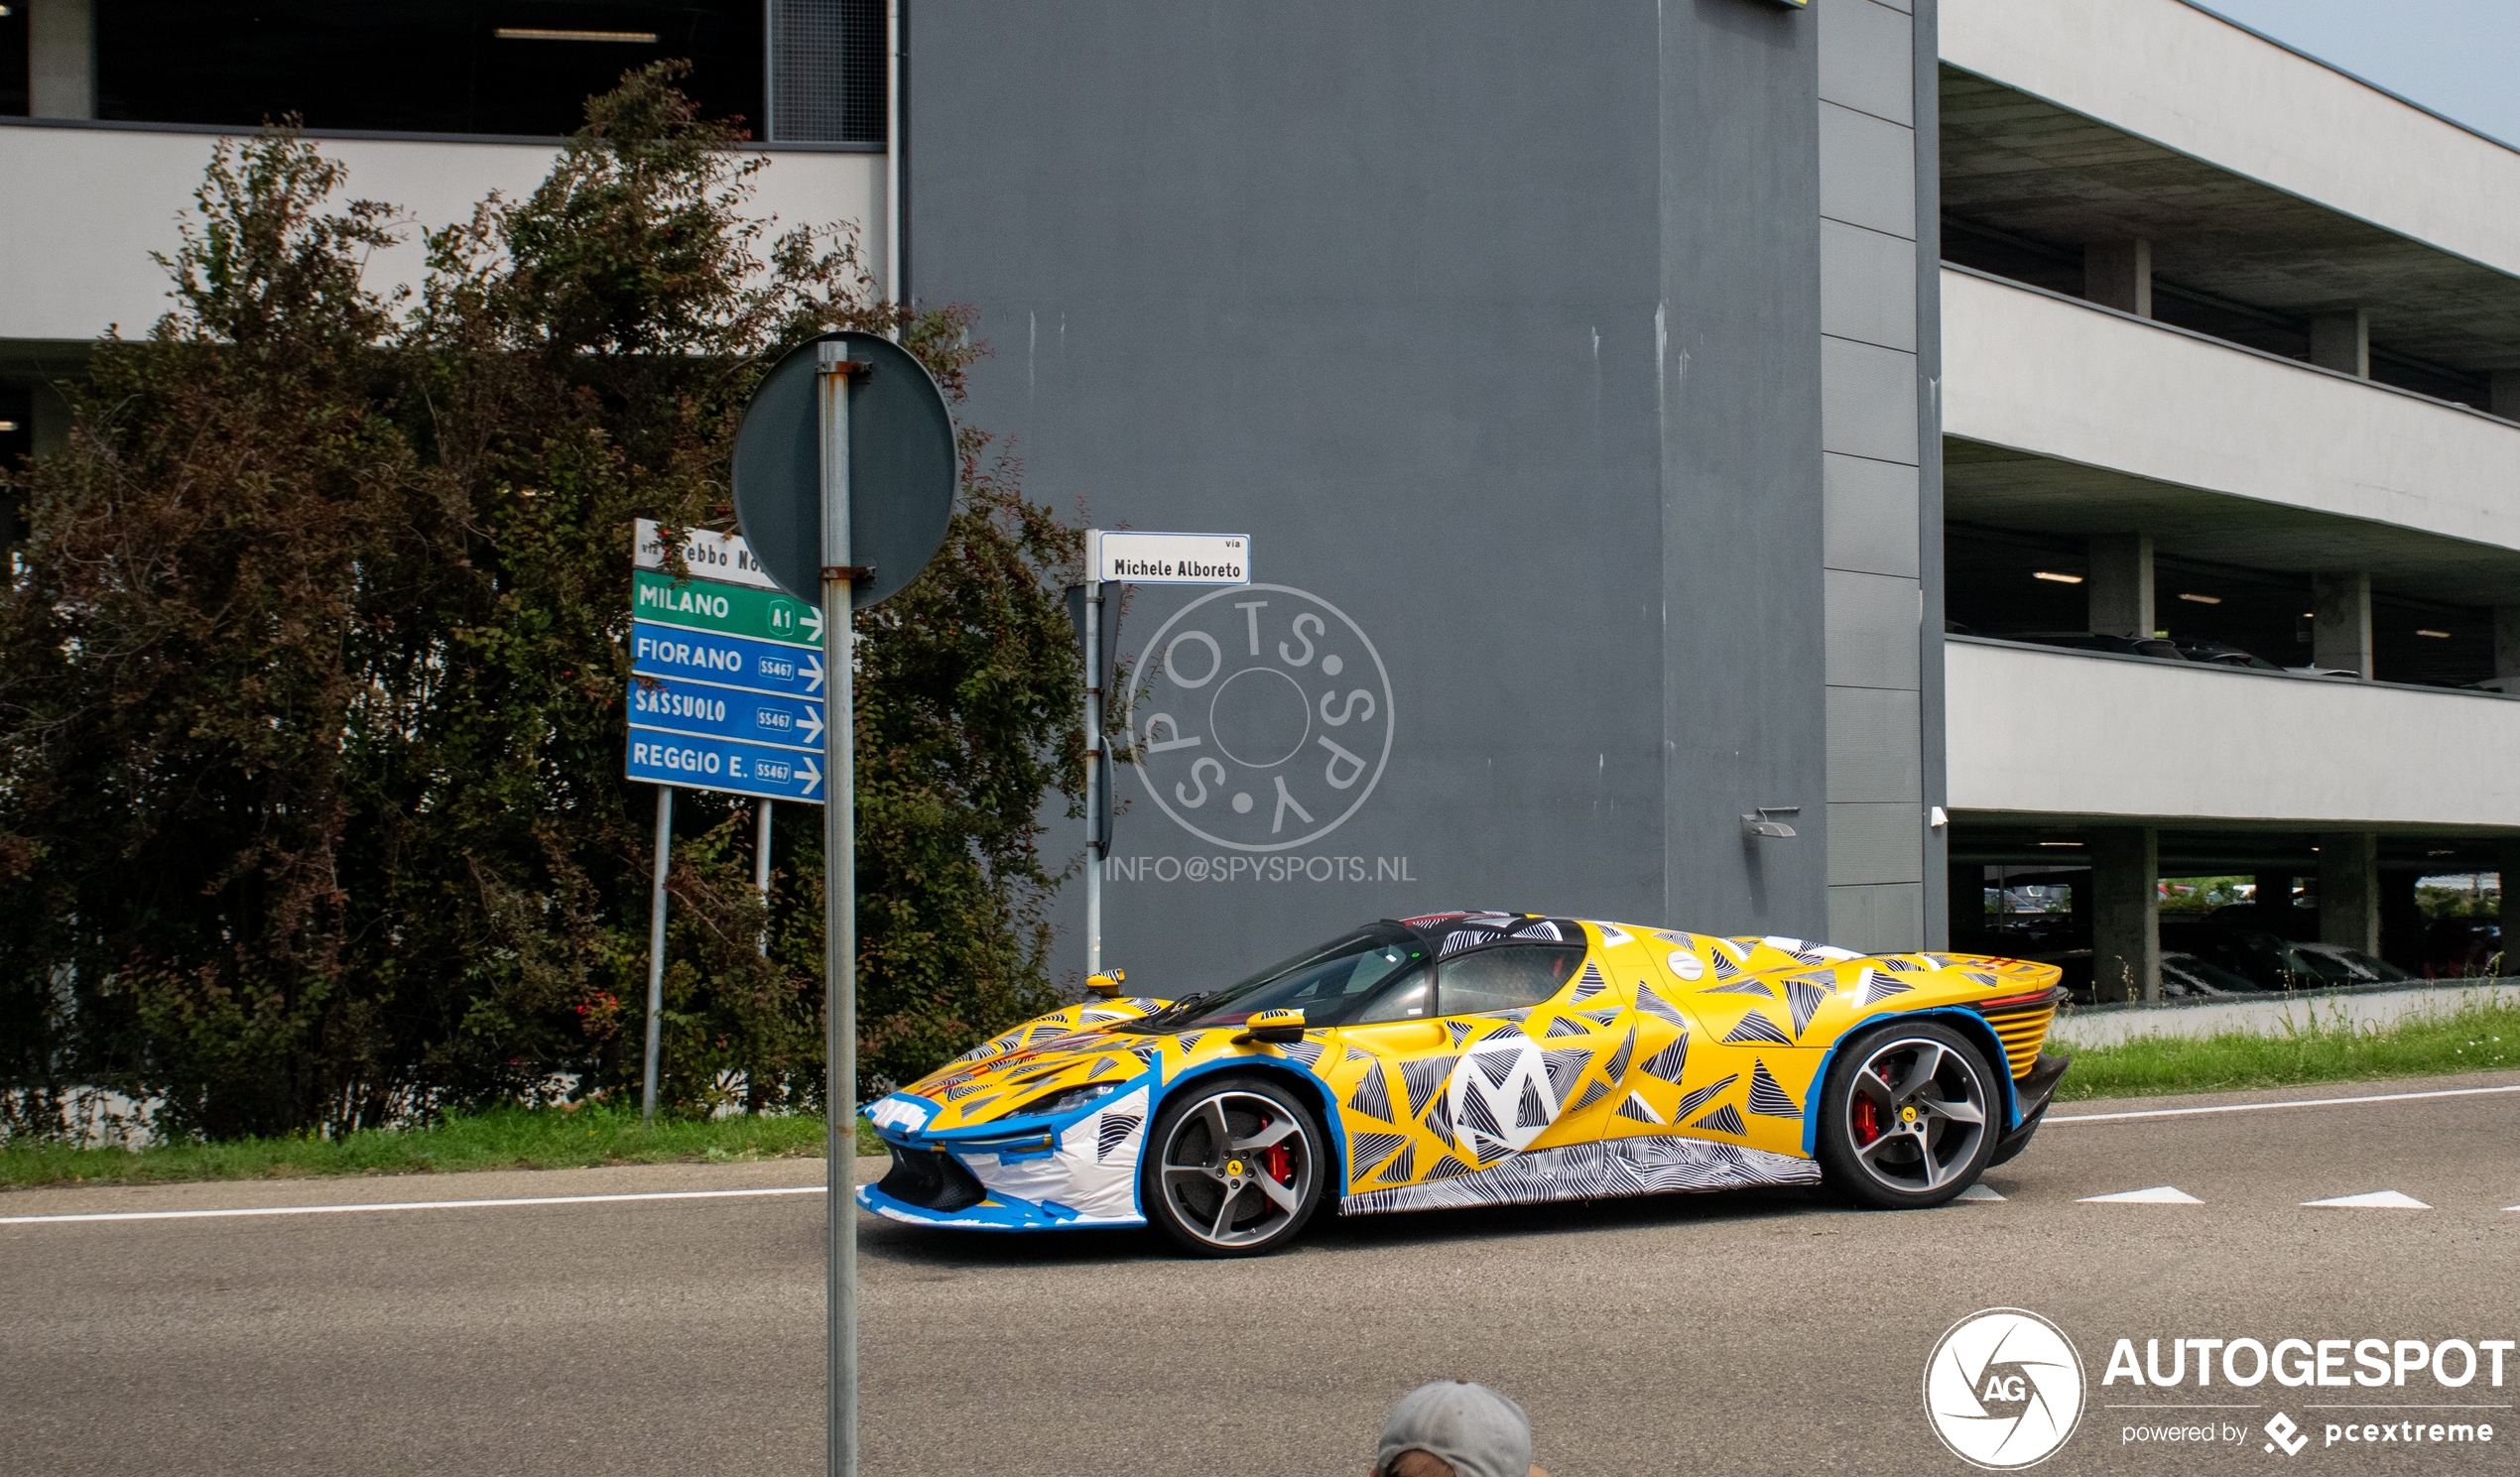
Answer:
[6, 1070, 2520, 1476]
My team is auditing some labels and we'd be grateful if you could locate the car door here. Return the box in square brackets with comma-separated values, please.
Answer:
[1324, 932, 1604, 1193]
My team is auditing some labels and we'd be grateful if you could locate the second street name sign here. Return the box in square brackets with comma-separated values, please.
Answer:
[1090, 530, 1250, 584]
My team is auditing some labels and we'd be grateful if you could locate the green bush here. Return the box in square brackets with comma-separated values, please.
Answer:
[0, 65, 1081, 1142]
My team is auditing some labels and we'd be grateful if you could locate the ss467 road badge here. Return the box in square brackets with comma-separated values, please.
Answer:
[1127, 584, 1393, 853]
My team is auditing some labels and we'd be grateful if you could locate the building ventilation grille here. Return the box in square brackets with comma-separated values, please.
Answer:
[771, 0, 885, 144]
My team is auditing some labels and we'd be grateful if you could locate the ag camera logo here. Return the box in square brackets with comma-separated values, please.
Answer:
[1925, 1308, 2087, 1469]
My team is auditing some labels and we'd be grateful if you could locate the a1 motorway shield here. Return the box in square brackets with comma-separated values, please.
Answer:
[626, 731, 825, 802]
[629, 674, 825, 751]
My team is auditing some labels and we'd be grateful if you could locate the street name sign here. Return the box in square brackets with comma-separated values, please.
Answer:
[1089, 529, 1249, 584]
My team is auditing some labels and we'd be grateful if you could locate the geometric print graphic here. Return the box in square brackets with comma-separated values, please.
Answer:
[1446, 1028, 1557, 1162]
[1341, 1134, 1820, 1215]
[1346, 1064, 1394, 1122]
[1635, 982, 1689, 1024]
[1784, 978, 1829, 1038]
[1857, 970, 1915, 1007]
[1399, 1057, 1452, 1117]
[1704, 979, 1777, 998]
[1639, 1036, 1689, 1083]
[1720, 1010, 1794, 1046]
[1350, 1131, 1411, 1173]
[1614, 1091, 1664, 1125]
[1746, 1059, 1802, 1118]
[1690, 1103, 1749, 1136]
[1669, 1073, 1739, 1121]
[1572, 961, 1609, 1002]
[1545, 1015, 1589, 1039]
[1570, 1076, 1613, 1112]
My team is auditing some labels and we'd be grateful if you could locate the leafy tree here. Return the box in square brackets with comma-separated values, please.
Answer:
[0, 65, 1082, 1140]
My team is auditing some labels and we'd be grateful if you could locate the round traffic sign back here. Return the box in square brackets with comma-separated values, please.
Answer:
[731, 329, 957, 610]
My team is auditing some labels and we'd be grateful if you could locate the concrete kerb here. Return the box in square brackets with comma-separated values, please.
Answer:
[2048, 977, 2520, 1048]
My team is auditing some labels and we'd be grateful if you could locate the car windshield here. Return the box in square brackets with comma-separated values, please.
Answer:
[1118, 924, 1428, 1033]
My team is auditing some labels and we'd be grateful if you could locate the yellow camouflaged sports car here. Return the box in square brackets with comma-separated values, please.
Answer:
[860, 911, 2070, 1255]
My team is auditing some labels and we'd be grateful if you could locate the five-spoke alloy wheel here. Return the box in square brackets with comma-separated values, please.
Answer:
[1142, 1076, 1326, 1256]
[1816, 1021, 1999, 1209]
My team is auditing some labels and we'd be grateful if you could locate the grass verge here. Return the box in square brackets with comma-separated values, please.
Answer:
[2057, 995, 2520, 1100]
[0, 1105, 886, 1191]
[13, 999, 2517, 1187]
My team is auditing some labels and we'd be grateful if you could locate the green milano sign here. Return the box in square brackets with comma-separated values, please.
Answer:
[632, 567, 821, 648]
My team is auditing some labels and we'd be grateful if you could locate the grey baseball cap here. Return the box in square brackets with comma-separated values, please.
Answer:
[1376, 1380, 1532, 1477]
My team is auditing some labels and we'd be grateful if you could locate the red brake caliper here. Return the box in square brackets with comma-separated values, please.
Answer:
[1852, 1092, 1881, 1146]
[1261, 1117, 1297, 1184]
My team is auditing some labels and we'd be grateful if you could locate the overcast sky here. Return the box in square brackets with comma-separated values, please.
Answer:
[2197, 0, 2520, 148]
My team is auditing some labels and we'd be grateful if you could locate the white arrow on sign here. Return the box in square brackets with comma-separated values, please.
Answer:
[798, 756, 823, 798]
[798, 706, 826, 746]
[801, 606, 824, 643]
[801, 654, 824, 693]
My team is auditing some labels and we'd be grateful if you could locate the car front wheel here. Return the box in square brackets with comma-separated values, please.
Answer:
[1816, 1021, 1999, 1209]
[1141, 1075, 1326, 1257]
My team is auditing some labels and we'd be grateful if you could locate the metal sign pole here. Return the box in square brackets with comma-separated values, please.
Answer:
[756, 798, 774, 958]
[1083, 575, 1102, 977]
[642, 784, 673, 1121]
[817, 341, 858, 1477]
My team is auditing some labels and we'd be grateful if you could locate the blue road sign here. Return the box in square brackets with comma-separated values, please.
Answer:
[628, 674, 826, 752]
[629, 621, 827, 699]
[626, 731, 826, 803]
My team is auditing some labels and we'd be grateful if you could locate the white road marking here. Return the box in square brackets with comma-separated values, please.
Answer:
[2302, 1190, 2431, 1209]
[2047, 1082, 2520, 1125]
[2079, 1185, 2204, 1204]
[0, 1184, 827, 1226]
[1955, 1183, 2006, 1201]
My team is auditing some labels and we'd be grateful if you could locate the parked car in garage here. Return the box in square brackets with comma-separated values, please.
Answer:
[2035, 948, 2268, 1005]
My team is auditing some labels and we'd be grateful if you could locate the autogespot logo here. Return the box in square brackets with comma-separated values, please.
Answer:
[1926, 1308, 2088, 1470]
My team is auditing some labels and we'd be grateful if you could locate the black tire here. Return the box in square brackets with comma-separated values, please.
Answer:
[1815, 1020, 1999, 1210]
[1140, 1074, 1327, 1257]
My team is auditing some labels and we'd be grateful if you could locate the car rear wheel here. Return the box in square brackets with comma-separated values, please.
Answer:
[1142, 1076, 1326, 1257]
[1816, 1021, 1998, 1209]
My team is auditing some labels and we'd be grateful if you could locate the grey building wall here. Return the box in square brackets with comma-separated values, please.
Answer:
[909, 1, 1890, 991]
[1816, 0, 1935, 952]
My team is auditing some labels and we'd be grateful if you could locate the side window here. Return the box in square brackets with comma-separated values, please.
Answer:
[1437, 944, 1587, 1016]
[1352, 968, 1433, 1024]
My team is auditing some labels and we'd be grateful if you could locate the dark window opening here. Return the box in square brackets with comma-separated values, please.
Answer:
[62, 1, 880, 143]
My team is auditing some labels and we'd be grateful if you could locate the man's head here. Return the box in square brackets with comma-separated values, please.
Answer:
[1373, 1381, 1532, 1477]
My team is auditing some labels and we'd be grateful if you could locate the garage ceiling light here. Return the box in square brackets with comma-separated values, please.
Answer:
[2033, 570, 2083, 584]
[0, 421, 18, 432]
[2037, 840, 2082, 848]
[2177, 592, 2221, 605]
[2416, 628, 2451, 639]
[495, 27, 659, 42]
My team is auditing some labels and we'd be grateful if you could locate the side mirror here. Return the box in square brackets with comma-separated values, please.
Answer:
[1086, 967, 1126, 998]
[1236, 1007, 1307, 1045]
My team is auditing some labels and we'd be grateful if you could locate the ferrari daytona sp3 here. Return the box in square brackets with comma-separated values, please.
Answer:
[861, 912, 2070, 1255]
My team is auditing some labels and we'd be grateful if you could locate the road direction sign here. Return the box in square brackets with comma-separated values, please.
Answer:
[629, 673, 826, 752]
[731, 330, 957, 608]
[1089, 530, 1249, 584]
[633, 567, 821, 647]
[630, 621, 825, 699]
[627, 731, 825, 801]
